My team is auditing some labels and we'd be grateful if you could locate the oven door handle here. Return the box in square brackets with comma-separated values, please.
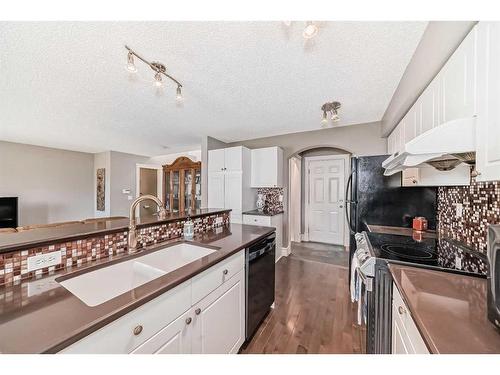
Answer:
[356, 267, 373, 292]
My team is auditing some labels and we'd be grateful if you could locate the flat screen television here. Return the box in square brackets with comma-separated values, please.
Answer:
[0, 197, 18, 228]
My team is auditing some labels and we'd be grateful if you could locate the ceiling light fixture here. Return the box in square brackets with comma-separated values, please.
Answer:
[176, 85, 183, 101]
[303, 22, 319, 40]
[321, 101, 341, 127]
[125, 45, 183, 99]
[126, 52, 138, 73]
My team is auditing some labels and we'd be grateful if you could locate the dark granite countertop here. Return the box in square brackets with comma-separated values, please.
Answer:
[242, 209, 284, 217]
[389, 264, 500, 353]
[0, 223, 274, 353]
[0, 208, 231, 254]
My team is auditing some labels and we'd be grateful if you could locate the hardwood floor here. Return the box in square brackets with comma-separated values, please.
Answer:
[241, 242, 365, 354]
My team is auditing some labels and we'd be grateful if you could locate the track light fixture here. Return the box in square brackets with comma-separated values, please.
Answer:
[125, 45, 183, 99]
[321, 101, 341, 127]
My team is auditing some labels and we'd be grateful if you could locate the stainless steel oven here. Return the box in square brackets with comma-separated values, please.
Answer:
[245, 232, 276, 341]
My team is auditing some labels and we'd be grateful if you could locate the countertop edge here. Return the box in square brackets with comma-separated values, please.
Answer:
[0, 209, 232, 254]
[42, 225, 275, 353]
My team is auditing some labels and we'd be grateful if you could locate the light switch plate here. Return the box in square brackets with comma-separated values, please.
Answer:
[122, 189, 131, 194]
[27, 250, 62, 272]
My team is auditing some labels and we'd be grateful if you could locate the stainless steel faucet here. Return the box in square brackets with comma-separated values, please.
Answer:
[128, 194, 167, 252]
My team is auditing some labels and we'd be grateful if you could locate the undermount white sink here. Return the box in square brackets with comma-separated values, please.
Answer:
[59, 243, 216, 307]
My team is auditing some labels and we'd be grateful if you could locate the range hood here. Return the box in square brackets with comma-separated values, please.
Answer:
[382, 117, 476, 176]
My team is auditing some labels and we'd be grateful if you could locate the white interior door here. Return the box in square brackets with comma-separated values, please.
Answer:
[306, 156, 346, 245]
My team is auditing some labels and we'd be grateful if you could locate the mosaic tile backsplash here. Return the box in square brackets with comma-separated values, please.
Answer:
[437, 180, 500, 254]
[256, 187, 284, 214]
[0, 212, 230, 286]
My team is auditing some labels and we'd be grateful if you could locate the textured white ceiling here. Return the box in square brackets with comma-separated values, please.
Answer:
[0, 21, 427, 156]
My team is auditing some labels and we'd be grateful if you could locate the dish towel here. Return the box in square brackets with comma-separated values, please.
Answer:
[350, 253, 364, 325]
[350, 254, 361, 303]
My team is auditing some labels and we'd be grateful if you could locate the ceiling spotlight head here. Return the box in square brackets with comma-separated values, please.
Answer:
[331, 112, 340, 122]
[303, 22, 319, 40]
[126, 52, 137, 73]
[176, 85, 183, 101]
[321, 111, 328, 124]
[154, 72, 163, 87]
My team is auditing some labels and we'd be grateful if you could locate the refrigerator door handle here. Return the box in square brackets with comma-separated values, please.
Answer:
[345, 170, 356, 234]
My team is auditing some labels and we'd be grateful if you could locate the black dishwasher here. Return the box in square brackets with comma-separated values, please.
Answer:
[245, 232, 276, 341]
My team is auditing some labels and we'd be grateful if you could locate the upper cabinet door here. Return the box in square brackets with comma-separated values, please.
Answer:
[208, 149, 226, 172]
[420, 80, 437, 134]
[476, 22, 500, 182]
[251, 147, 283, 187]
[442, 27, 477, 122]
[224, 146, 243, 172]
[404, 108, 417, 143]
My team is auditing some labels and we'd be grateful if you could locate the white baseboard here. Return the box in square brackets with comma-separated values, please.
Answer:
[281, 245, 291, 257]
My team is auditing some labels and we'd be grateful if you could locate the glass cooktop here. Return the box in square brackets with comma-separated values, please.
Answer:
[365, 232, 487, 276]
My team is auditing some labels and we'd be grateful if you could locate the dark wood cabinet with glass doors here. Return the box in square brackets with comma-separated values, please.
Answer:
[163, 157, 201, 213]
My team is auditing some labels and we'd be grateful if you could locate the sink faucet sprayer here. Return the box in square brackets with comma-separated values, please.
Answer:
[128, 195, 167, 252]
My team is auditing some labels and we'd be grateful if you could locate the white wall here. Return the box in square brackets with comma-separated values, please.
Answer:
[0, 141, 94, 226]
[109, 151, 149, 217]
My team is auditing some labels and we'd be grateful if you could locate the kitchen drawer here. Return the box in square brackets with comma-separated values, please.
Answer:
[60, 281, 192, 354]
[191, 250, 244, 305]
[243, 214, 271, 227]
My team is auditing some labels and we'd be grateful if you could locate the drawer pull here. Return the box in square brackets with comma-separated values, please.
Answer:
[223, 269, 229, 275]
[133, 325, 143, 336]
[398, 306, 405, 315]
[186, 317, 192, 325]
[195, 308, 202, 315]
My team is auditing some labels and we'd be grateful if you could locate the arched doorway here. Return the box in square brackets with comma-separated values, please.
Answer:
[288, 146, 351, 250]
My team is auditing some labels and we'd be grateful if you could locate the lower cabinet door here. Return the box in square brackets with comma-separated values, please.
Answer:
[392, 312, 410, 354]
[192, 270, 245, 354]
[131, 309, 193, 354]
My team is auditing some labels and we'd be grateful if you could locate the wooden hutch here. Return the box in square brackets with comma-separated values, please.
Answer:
[163, 157, 201, 212]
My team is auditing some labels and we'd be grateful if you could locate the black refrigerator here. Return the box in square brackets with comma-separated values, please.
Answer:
[345, 155, 437, 261]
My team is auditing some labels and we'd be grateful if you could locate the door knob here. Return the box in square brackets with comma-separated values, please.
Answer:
[398, 306, 405, 315]
[195, 308, 202, 315]
[339, 205, 343, 208]
[223, 269, 229, 275]
[185, 317, 192, 325]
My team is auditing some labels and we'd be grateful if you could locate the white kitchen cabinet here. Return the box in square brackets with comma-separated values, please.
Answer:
[404, 108, 417, 143]
[61, 250, 246, 354]
[442, 27, 477, 123]
[251, 146, 284, 188]
[192, 269, 245, 354]
[475, 22, 500, 182]
[386, 25, 477, 152]
[243, 213, 283, 262]
[208, 146, 255, 223]
[208, 149, 226, 172]
[392, 283, 429, 354]
[132, 309, 192, 354]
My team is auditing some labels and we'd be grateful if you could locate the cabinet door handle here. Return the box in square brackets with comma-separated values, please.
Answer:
[133, 325, 143, 336]
[223, 269, 229, 275]
[195, 308, 202, 315]
[185, 317, 192, 325]
[398, 306, 405, 315]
